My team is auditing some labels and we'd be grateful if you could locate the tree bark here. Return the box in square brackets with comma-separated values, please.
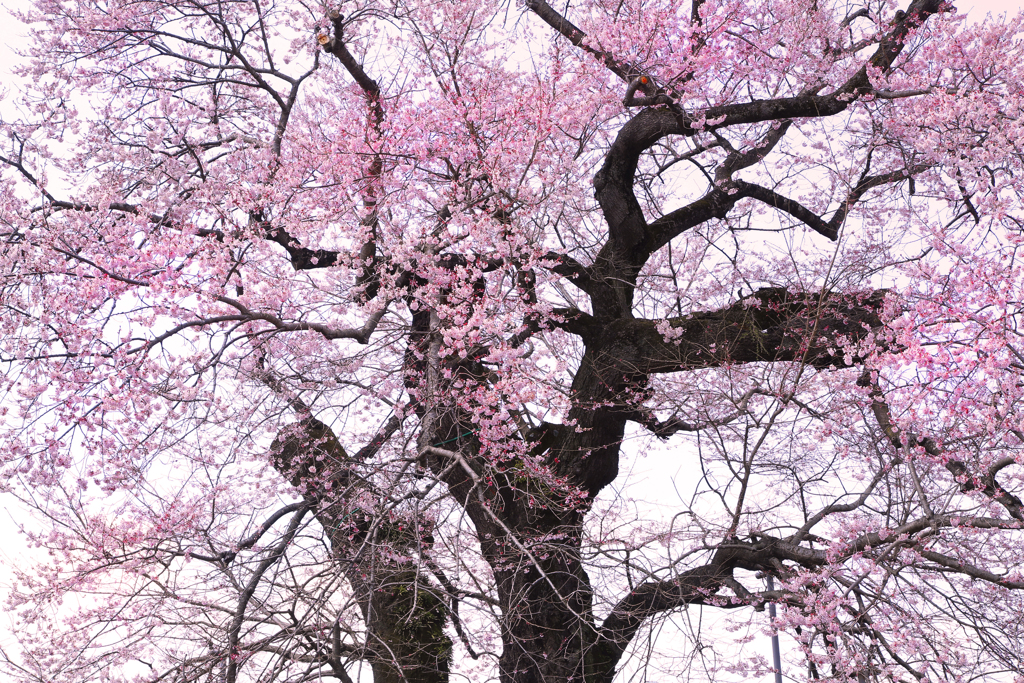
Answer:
[273, 416, 454, 683]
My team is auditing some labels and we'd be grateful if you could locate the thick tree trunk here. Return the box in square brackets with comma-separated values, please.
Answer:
[345, 558, 452, 683]
[274, 416, 454, 683]
[491, 529, 599, 683]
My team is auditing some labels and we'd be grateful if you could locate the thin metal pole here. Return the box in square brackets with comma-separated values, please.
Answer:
[767, 575, 783, 683]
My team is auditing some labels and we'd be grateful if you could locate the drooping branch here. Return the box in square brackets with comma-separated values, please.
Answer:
[216, 295, 387, 344]
[225, 502, 313, 683]
[524, 0, 643, 84]
[591, 549, 739, 681]
[862, 373, 1024, 521]
[731, 162, 931, 241]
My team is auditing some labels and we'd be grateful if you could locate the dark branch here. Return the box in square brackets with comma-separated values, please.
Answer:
[552, 288, 887, 496]
[217, 295, 386, 344]
[732, 181, 841, 240]
[628, 386, 759, 438]
[592, 546, 742, 681]
[581, 0, 949, 315]
[615, 288, 887, 375]
[323, 14, 385, 299]
[262, 221, 341, 270]
[863, 373, 1024, 521]
[524, 0, 641, 83]
[183, 502, 308, 565]
[918, 549, 1024, 589]
[730, 163, 932, 241]
[225, 503, 313, 683]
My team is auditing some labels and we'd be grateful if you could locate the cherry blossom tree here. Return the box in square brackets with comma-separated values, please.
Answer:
[2, 0, 1024, 680]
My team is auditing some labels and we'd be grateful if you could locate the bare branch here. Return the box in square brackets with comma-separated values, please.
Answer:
[216, 296, 388, 344]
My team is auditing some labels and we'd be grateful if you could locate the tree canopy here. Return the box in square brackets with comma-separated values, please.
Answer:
[2, 0, 1024, 681]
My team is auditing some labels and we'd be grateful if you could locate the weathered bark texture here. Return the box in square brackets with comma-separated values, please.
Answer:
[273, 417, 453, 683]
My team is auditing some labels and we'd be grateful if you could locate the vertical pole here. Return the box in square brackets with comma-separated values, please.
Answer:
[767, 575, 783, 683]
